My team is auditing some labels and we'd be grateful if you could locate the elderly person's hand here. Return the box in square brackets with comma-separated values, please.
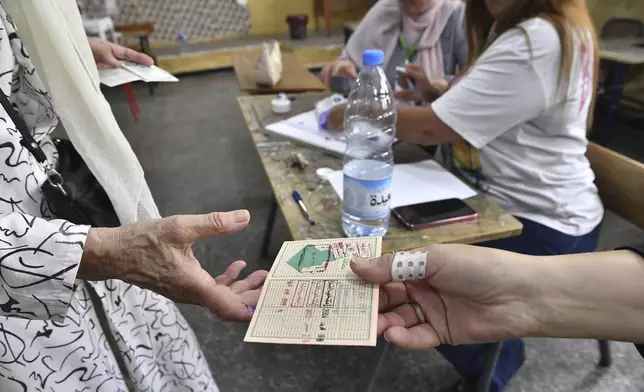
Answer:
[79, 209, 267, 322]
[321, 59, 358, 88]
[395, 63, 449, 103]
[88, 37, 154, 68]
[351, 244, 539, 349]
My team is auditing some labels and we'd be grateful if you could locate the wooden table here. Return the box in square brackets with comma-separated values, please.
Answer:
[238, 93, 522, 392]
[232, 51, 327, 95]
[237, 93, 522, 253]
[596, 38, 644, 145]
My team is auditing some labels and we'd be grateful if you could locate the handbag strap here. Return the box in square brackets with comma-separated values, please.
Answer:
[0, 87, 66, 194]
[0, 87, 48, 163]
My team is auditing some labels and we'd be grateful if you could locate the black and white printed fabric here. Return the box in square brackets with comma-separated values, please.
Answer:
[0, 5, 217, 391]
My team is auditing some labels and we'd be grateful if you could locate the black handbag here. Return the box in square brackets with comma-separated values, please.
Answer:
[0, 89, 120, 227]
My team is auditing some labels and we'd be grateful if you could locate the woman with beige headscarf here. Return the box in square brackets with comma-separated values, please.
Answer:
[321, 0, 467, 96]
[0, 1, 266, 391]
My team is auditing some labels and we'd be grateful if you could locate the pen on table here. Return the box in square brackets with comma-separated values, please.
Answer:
[292, 190, 316, 225]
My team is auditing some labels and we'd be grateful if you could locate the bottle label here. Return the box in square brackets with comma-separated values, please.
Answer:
[343, 174, 393, 219]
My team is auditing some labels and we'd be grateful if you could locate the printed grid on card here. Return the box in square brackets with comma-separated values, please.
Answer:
[267, 237, 381, 279]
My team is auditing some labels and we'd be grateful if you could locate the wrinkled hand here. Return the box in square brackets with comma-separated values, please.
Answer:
[88, 37, 154, 68]
[351, 244, 540, 349]
[394, 63, 448, 103]
[321, 60, 358, 88]
[80, 210, 267, 322]
[326, 103, 346, 131]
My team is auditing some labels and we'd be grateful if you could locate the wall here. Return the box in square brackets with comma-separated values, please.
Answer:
[588, 0, 644, 31]
[82, 0, 251, 42]
[247, 0, 370, 36]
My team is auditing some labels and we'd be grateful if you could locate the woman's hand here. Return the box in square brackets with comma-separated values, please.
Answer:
[88, 37, 154, 68]
[326, 103, 346, 131]
[80, 210, 267, 322]
[321, 59, 358, 88]
[395, 63, 449, 103]
[351, 244, 541, 349]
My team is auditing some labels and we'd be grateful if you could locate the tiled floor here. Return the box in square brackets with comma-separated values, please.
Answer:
[104, 71, 644, 392]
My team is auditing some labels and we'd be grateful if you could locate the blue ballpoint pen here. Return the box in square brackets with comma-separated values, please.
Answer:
[292, 190, 316, 225]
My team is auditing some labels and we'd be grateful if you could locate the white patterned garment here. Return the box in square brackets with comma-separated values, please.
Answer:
[0, 6, 218, 392]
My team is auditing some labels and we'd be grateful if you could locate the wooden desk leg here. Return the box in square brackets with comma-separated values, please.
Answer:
[475, 342, 502, 392]
[260, 198, 278, 260]
[594, 61, 629, 146]
[324, 0, 331, 36]
[139, 35, 157, 96]
[314, 0, 320, 32]
[355, 337, 390, 392]
[598, 340, 612, 367]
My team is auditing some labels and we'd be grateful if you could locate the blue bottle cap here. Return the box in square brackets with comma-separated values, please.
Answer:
[362, 49, 384, 66]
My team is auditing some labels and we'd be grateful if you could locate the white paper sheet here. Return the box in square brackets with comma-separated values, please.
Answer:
[328, 160, 477, 207]
[98, 63, 178, 87]
[98, 67, 141, 87]
[121, 62, 179, 83]
[265, 110, 347, 155]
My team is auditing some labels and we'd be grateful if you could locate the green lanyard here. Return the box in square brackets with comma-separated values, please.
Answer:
[399, 33, 423, 62]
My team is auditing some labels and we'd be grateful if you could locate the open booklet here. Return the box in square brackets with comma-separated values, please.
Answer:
[98, 61, 178, 87]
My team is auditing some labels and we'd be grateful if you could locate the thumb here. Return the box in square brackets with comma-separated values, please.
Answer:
[351, 253, 395, 284]
[176, 210, 251, 242]
[352, 247, 437, 284]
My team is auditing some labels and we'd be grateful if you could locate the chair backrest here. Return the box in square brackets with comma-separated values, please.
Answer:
[600, 18, 644, 39]
[587, 142, 644, 229]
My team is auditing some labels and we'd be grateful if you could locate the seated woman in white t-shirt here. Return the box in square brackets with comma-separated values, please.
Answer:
[328, 0, 602, 390]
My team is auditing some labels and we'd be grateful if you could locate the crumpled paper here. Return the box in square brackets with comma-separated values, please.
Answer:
[255, 40, 282, 87]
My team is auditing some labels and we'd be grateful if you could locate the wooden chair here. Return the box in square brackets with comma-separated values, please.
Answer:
[587, 141, 644, 228]
[586, 141, 644, 367]
[314, 0, 366, 36]
[597, 18, 644, 124]
[600, 18, 644, 39]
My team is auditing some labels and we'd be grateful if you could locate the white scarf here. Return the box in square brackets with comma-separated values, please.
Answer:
[3, 0, 160, 225]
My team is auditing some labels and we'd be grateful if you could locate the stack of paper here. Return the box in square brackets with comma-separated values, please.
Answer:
[328, 160, 477, 207]
[265, 110, 347, 155]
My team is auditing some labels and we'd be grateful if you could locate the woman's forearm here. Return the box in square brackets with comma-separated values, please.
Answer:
[531, 250, 644, 342]
[395, 106, 461, 146]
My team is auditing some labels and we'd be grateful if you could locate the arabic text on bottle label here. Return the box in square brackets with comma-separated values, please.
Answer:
[342, 174, 393, 219]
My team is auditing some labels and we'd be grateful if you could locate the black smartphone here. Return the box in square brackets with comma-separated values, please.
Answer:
[392, 198, 478, 230]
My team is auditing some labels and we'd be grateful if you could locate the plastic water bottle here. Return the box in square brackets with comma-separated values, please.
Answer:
[342, 49, 397, 237]
[178, 32, 188, 55]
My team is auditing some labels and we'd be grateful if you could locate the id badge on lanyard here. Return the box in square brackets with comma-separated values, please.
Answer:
[399, 33, 423, 64]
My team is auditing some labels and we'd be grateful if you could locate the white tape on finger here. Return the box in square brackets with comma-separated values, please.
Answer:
[391, 250, 428, 282]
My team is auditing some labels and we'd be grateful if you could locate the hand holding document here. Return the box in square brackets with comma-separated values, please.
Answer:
[244, 237, 381, 346]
